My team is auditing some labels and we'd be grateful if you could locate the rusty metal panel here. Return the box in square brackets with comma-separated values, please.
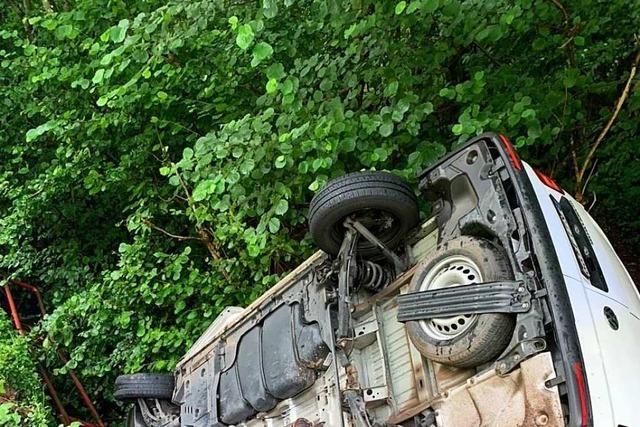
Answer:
[432, 352, 564, 427]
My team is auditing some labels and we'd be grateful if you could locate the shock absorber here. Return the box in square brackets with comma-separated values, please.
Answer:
[355, 260, 390, 291]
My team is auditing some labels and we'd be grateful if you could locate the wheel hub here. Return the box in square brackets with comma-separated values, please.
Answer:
[418, 255, 481, 340]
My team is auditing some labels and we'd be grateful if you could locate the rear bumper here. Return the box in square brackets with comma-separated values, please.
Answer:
[522, 162, 640, 427]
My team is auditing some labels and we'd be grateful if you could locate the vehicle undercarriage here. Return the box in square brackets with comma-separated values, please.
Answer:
[117, 133, 579, 427]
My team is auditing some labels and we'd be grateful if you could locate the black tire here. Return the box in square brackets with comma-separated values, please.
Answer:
[406, 236, 515, 368]
[308, 171, 419, 257]
[114, 373, 174, 401]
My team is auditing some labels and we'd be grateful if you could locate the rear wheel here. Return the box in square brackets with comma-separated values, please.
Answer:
[114, 373, 175, 401]
[406, 236, 515, 368]
[308, 171, 419, 258]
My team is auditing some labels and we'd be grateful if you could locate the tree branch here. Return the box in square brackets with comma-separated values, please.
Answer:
[574, 49, 639, 202]
[577, 51, 639, 182]
[174, 171, 230, 280]
[143, 219, 203, 242]
[547, 0, 569, 24]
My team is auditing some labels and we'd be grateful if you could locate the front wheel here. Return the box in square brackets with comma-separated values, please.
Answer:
[308, 171, 419, 258]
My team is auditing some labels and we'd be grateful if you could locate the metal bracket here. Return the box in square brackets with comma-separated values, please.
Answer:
[396, 281, 531, 322]
[345, 218, 408, 274]
[496, 338, 547, 375]
[336, 227, 358, 341]
[545, 375, 565, 389]
[136, 398, 180, 427]
[495, 298, 547, 375]
[343, 390, 374, 427]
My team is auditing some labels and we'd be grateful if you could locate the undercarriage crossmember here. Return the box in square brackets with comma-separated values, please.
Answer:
[396, 280, 532, 322]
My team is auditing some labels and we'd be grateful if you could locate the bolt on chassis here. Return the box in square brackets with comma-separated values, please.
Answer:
[115, 133, 640, 427]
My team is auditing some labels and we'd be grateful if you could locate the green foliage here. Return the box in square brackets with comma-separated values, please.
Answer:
[0, 0, 638, 421]
[0, 315, 52, 426]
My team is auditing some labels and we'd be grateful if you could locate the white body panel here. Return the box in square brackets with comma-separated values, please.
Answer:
[523, 162, 640, 427]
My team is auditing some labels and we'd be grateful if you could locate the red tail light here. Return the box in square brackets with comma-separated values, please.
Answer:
[498, 134, 523, 171]
[534, 168, 563, 193]
[573, 361, 590, 427]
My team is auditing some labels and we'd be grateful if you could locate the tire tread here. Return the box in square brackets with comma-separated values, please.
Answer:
[114, 373, 174, 401]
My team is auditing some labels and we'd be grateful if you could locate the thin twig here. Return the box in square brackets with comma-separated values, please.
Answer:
[143, 219, 203, 241]
[581, 158, 599, 196]
[472, 41, 501, 66]
[570, 137, 580, 179]
[175, 172, 193, 206]
[547, 0, 569, 24]
[559, 36, 574, 49]
[587, 191, 597, 212]
[577, 50, 640, 183]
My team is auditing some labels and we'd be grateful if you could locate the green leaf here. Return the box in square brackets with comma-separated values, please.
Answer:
[251, 42, 273, 67]
[157, 91, 168, 100]
[100, 54, 113, 66]
[563, 68, 580, 88]
[228, 16, 239, 30]
[274, 155, 286, 168]
[25, 129, 39, 142]
[407, 1, 422, 13]
[174, 300, 186, 313]
[266, 78, 278, 93]
[110, 26, 126, 43]
[236, 24, 255, 50]
[268, 217, 281, 233]
[275, 199, 288, 215]
[55, 24, 73, 40]
[423, 0, 438, 13]
[423, 101, 434, 114]
[92, 69, 105, 84]
[379, 122, 394, 137]
[266, 62, 285, 80]
[439, 87, 455, 99]
[240, 159, 256, 175]
[395, 1, 407, 14]
[282, 78, 294, 95]
[263, 0, 279, 19]
[192, 180, 215, 201]
[96, 95, 109, 106]
[384, 81, 399, 97]
[136, 324, 146, 338]
[475, 26, 491, 41]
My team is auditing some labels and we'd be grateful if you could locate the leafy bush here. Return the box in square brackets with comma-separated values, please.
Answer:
[1, 0, 638, 420]
[0, 315, 52, 426]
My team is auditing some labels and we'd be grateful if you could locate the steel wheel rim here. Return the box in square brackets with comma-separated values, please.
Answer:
[418, 255, 481, 340]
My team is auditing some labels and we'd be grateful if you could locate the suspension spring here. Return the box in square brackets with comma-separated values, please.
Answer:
[355, 260, 389, 291]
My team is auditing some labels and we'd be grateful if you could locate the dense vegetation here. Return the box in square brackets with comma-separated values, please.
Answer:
[1, 0, 638, 423]
[0, 314, 53, 426]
